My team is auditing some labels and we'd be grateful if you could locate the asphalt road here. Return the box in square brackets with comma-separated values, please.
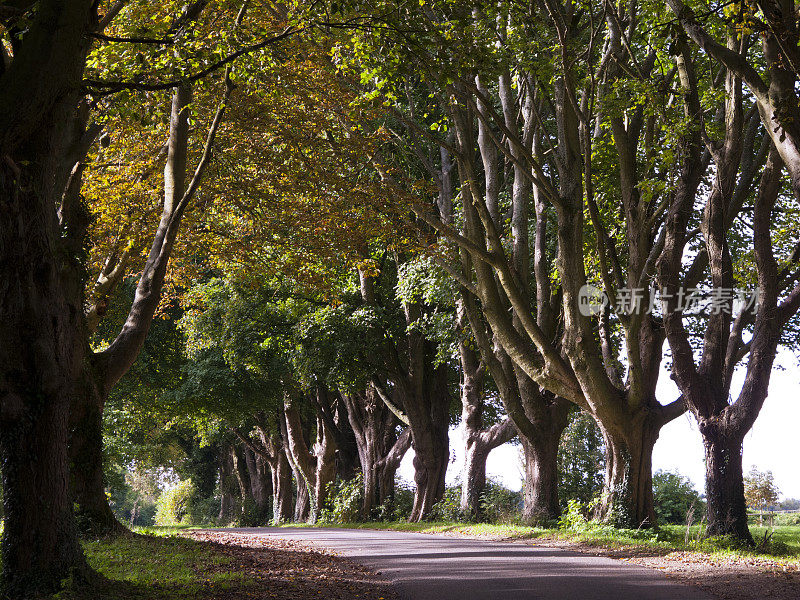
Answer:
[226, 527, 712, 600]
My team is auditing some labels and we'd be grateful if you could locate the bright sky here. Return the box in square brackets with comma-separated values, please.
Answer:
[398, 347, 800, 501]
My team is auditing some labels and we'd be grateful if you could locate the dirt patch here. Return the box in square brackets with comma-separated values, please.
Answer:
[183, 530, 399, 600]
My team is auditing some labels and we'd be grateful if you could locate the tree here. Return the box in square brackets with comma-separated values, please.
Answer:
[659, 0, 800, 543]
[744, 467, 780, 525]
[557, 410, 605, 512]
[653, 471, 705, 526]
[70, 77, 232, 536]
[343, 0, 686, 527]
[0, 1, 105, 593]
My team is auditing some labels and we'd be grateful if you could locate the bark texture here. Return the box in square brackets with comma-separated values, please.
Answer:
[0, 0, 98, 594]
[342, 387, 409, 517]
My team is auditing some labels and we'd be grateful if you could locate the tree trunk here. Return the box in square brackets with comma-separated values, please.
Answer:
[218, 447, 236, 522]
[457, 332, 516, 521]
[0, 388, 89, 596]
[0, 2, 100, 593]
[69, 369, 124, 536]
[313, 415, 337, 514]
[374, 428, 412, 517]
[521, 431, 561, 524]
[270, 447, 294, 524]
[702, 428, 752, 542]
[595, 417, 659, 528]
[68, 80, 230, 536]
[397, 324, 451, 522]
[231, 445, 251, 521]
[460, 441, 488, 520]
[409, 436, 448, 522]
[244, 446, 272, 525]
[282, 402, 315, 522]
[343, 388, 408, 518]
[0, 130, 92, 597]
[293, 476, 310, 522]
[407, 373, 450, 523]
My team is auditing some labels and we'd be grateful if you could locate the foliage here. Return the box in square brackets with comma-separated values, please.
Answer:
[558, 499, 601, 534]
[479, 478, 522, 524]
[429, 485, 462, 521]
[557, 410, 605, 509]
[652, 470, 705, 525]
[106, 464, 166, 527]
[744, 467, 781, 513]
[318, 475, 364, 525]
[154, 479, 198, 526]
[375, 479, 416, 522]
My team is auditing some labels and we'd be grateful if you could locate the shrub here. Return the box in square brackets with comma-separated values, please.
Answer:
[653, 470, 704, 525]
[429, 484, 462, 521]
[375, 479, 415, 521]
[154, 479, 197, 526]
[319, 475, 363, 524]
[559, 499, 595, 532]
[479, 478, 522, 524]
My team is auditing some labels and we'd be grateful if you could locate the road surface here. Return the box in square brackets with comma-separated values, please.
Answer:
[226, 527, 711, 599]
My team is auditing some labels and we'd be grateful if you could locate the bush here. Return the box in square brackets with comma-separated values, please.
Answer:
[375, 479, 415, 521]
[653, 470, 704, 525]
[429, 484, 461, 521]
[189, 494, 223, 527]
[319, 475, 363, 524]
[479, 478, 522, 524]
[559, 498, 597, 532]
[154, 479, 197, 526]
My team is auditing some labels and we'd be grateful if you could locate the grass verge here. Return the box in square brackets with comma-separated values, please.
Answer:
[53, 529, 243, 599]
[283, 520, 800, 564]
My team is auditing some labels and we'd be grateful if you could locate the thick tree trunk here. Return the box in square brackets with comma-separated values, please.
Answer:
[521, 432, 561, 524]
[460, 421, 516, 521]
[399, 328, 451, 522]
[0, 138, 92, 595]
[313, 415, 337, 514]
[69, 370, 124, 536]
[702, 428, 752, 542]
[460, 441, 488, 520]
[293, 476, 310, 522]
[595, 417, 659, 528]
[218, 447, 236, 522]
[282, 402, 316, 522]
[231, 445, 252, 521]
[0, 389, 89, 596]
[409, 436, 448, 522]
[244, 446, 272, 525]
[343, 388, 408, 517]
[270, 447, 294, 524]
[407, 376, 450, 523]
[0, 1, 99, 592]
[457, 335, 516, 521]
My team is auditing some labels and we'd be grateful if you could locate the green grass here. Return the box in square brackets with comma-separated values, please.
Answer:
[60, 532, 243, 599]
[0, 527, 248, 599]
